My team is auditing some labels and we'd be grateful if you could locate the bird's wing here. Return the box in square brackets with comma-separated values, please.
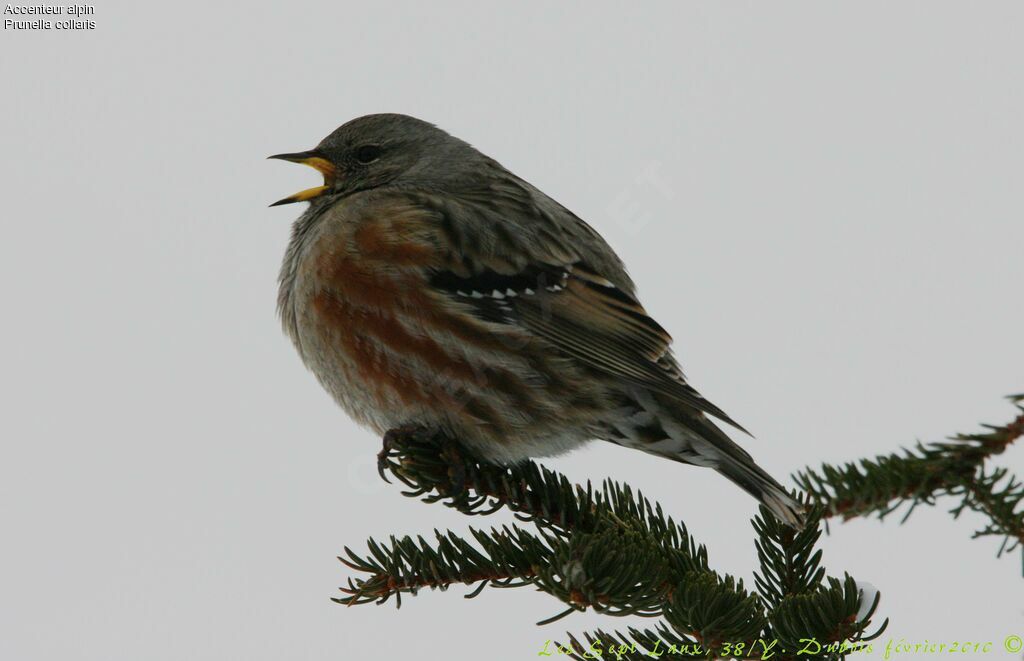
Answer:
[428, 258, 748, 433]
[409, 183, 749, 434]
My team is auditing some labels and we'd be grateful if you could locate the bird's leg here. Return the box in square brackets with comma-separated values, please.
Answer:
[377, 424, 429, 483]
[437, 434, 468, 497]
[378, 425, 467, 494]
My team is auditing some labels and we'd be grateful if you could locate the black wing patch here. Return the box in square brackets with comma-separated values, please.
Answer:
[429, 263, 570, 298]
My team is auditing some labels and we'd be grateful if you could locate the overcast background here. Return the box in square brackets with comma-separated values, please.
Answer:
[2, 2, 1022, 659]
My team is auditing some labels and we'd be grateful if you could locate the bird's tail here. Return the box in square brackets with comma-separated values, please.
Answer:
[713, 448, 806, 528]
[636, 402, 806, 528]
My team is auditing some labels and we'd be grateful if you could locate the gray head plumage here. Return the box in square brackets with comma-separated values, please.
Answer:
[269, 113, 488, 205]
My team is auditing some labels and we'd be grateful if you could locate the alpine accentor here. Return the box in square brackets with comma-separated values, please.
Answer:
[270, 113, 802, 526]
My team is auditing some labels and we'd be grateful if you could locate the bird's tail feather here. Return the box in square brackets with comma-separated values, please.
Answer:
[644, 404, 806, 528]
[713, 453, 806, 528]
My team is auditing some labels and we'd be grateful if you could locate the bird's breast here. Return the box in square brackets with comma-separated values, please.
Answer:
[276, 198, 611, 458]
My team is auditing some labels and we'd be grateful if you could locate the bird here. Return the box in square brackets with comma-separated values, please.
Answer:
[269, 113, 803, 527]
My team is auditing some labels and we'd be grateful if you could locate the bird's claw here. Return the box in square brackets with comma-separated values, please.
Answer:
[376, 442, 394, 484]
[439, 437, 468, 496]
[378, 425, 469, 495]
[377, 426, 410, 483]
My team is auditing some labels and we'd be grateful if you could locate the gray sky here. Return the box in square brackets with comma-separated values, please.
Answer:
[2, 2, 1022, 659]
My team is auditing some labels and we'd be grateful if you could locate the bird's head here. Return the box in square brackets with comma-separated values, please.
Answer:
[268, 113, 478, 207]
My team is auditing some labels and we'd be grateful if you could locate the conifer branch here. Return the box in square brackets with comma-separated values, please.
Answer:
[335, 395, 1020, 657]
[335, 525, 548, 606]
[794, 395, 1024, 564]
[343, 427, 885, 656]
[954, 468, 1024, 565]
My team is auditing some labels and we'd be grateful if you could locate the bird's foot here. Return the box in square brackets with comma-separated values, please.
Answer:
[437, 435, 468, 496]
[377, 424, 428, 483]
[378, 425, 469, 496]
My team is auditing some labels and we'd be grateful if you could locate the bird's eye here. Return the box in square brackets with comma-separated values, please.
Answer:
[355, 144, 382, 164]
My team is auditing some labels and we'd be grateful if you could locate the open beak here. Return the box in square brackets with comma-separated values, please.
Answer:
[267, 150, 338, 206]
